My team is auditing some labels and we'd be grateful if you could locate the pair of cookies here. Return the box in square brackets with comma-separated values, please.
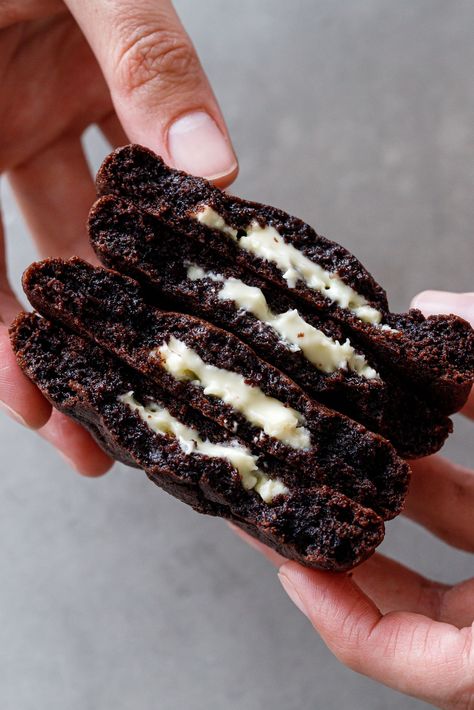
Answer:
[10, 145, 474, 570]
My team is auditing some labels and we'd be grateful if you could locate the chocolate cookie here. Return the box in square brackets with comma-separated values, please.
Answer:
[95, 144, 474, 414]
[22, 257, 409, 519]
[12, 144, 473, 572]
[11, 312, 385, 571]
[89, 194, 453, 458]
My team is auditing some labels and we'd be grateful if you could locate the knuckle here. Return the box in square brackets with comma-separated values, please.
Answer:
[115, 27, 201, 96]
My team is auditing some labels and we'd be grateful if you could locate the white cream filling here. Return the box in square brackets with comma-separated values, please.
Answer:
[152, 336, 311, 450]
[194, 205, 382, 325]
[119, 392, 288, 503]
[187, 264, 379, 379]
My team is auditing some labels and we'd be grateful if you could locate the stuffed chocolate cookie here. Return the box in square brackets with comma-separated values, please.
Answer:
[95, 144, 474, 415]
[12, 145, 473, 573]
[11, 312, 386, 571]
[21, 257, 409, 520]
[89, 195, 452, 458]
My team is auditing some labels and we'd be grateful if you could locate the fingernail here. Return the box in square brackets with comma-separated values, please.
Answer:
[168, 111, 237, 181]
[411, 290, 474, 324]
[0, 400, 28, 427]
[278, 572, 309, 618]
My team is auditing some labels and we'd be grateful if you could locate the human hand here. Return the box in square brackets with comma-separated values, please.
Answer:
[0, 0, 237, 474]
[232, 291, 474, 709]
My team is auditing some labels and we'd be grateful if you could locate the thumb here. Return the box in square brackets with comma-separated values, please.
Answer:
[411, 290, 474, 326]
[277, 562, 472, 707]
[65, 0, 238, 186]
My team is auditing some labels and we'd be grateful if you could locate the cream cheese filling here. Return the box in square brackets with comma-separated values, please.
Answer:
[152, 336, 311, 449]
[119, 391, 288, 503]
[194, 205, 382, 325]
[187, 264, 379, 379]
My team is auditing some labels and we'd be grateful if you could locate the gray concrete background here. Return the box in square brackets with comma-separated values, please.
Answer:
[1, 1, 473, 708]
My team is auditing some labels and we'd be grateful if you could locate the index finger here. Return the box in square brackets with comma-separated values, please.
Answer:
[64, 0, 237, 185]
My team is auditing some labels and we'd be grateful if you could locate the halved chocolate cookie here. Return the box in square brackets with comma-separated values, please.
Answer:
[89, 194, 453, 458]
[12, 145, 472, 573]
[21, 257, 409, 520]
[11, 312, 386, 572]
[95, 145, 474, 414]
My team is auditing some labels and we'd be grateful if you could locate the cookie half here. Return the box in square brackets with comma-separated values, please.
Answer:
[95, 144, 474, 414]
[22, 257, 410, 520]
[10, 312, 385, 572]
[89, 194, 453, 458]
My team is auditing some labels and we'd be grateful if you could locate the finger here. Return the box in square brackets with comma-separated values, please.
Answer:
[411, 290, 474, 325]
[278, 561, 473, 707]
[231, 522, 472, 626]
[440, 578, 474, 629]
[39, 408, 113, 477]
[354, 556, 474, 628]
[0, 211, 51, 428]
[405, 455, 474, 552]
[232, 519, 474, 633]
[8, 134, 97, 262]
[351, 554, 474, 629]
[351, 553, 448, 617]
[0, 1, 65, 29]
[0, 209, 24, 323]
[65, 0, 238, 186]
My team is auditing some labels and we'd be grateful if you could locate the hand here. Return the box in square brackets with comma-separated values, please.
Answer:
[0, 0, 237, 474]
[232, 291, 474, 709]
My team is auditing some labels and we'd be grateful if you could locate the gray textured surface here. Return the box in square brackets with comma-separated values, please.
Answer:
[1, 1, 473, 708]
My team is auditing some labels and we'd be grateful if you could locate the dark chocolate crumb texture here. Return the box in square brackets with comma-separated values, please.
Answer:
[11, 145, 474, 572]
[11, 312, 385, 571]
[22, 258, 409, 520]
[95, 144, 474, 415]
[89, 195, 452, 458]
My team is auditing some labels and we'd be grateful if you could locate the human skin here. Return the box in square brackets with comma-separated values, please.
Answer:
[0, 0, 237, 474]
[2, 4, 473, 705]
[232, 291, 474, 710]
